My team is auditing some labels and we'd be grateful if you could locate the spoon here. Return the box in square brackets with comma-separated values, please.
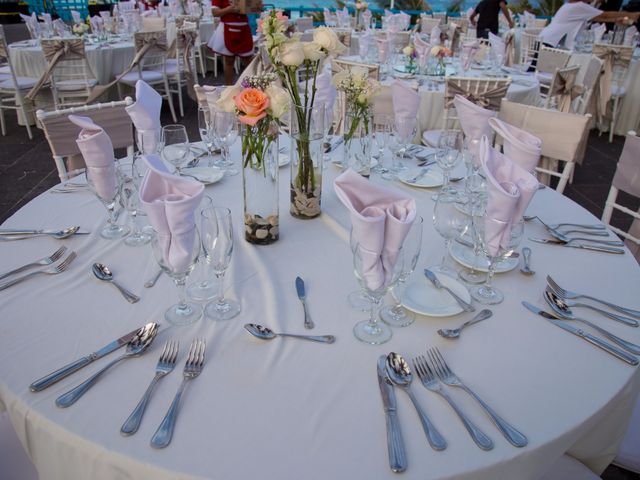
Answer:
[92, 263, 141, 303]
[243, 324, 335, 344]
[385, 352, 447, 450]
[56, 322, 159, 407]
[438, 309, 493, 339]
[519, 247, 535, 276]
[543, 289, 640, 355]
[0, 226, 83, 240]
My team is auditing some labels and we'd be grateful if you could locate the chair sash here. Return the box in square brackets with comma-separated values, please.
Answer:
[612, 133, 640, 197]
[0, 36, 8, 60]
[26, 39, 86, 100]
[550, 67, 584, 113]
[446, 80, 509, 110]
[504, 30, 515, 67]
[593, 44, 633, 121]
[85, 32, 168, 104]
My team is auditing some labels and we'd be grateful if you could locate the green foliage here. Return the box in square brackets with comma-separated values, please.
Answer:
[507, 0, 539, 15]
[446, 0, 464, 14]
[536, 0, 562, 17]
[373, 0, 431, 12]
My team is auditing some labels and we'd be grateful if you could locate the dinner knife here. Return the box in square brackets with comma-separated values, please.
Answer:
[377, 355, 407, 473]
[295, 276, 314, 329]
[521, 302, 639, 366]
[29, 326, 142, 392]
[424, 269, 475, 312]
[528, 238, 625, 254]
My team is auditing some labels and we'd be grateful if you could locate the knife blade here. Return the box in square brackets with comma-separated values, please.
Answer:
[521, 302, 639, 366]
[528, 238, 625, 254]
[295, 276, 314, 329]
[424, 269, 475, 312]
[29, 326, 142, 392]
[377, 355, 407, 473]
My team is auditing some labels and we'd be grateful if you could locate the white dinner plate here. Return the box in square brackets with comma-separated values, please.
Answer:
[397, 272, 471, 317]
[449, 241, 519, 273]
[398, 168, 444, 188]
[181, 167, 224, 185]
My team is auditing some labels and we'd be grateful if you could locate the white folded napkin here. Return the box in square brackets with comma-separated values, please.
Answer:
[125, 80, 162, 154]
[591, 23, 606, 43]
[488, 32, 505, 60]
[71, 10, 82, 24]
[454, 95, 496, 155]
[430, 25, 441, 45]
[362, 9, 372, 28]
[391, 80, 420, 136]
[488, 118, 541, 173]
[359, 31, 371, 58]
[376, 37, 390, 62]
[90, 15, 103, 33]
[414, 35, 431, 68]
[334, 169, 416, 290]
[68, 115, 117, 200]
[204, 87, 220, 115]
[194, 84, 217, 110]
[139, 154, 204, 272]
[481, 136, 538, 257]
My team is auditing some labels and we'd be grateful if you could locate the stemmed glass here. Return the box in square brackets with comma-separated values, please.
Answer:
[117, 162, 151, 246]
[202, 207, 241, 320]
[458, 175, 488, 284]
[394, 115, 417, 167]
[433, 129, 462, 200]
[212, 111, 239, 176]
[161, 125, 190, 175]
[86, 165, 129, 239]
[352, 243, 404, 345]
[186, 195, 218, 301]
[432, 192, 469, 276]
[470, 216, 524, 304]
[380, 216, 424, 327]
[371, 114, 392, 174]
[150, 227, 202, 325]
[198, 106, 216, 167]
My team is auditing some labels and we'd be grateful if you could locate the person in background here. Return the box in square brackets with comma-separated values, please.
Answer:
[470, 0, 515, 39]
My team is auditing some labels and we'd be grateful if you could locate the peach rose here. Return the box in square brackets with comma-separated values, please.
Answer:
[234, 88, 270, 127]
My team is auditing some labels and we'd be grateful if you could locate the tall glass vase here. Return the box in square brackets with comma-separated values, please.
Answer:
[343, 109, 372, 177]
[241, 125, 279, 245]
[289, 103, 325, 219]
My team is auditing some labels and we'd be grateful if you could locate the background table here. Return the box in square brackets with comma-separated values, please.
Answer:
[0, 144, 639, 480]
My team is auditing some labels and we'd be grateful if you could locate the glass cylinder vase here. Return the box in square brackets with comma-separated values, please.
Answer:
[242, 124, 279, 245]
[289, 103, 325, 219]
[343, 109, 373, 177]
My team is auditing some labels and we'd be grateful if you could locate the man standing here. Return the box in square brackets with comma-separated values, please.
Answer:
[470, 0, 515, 39]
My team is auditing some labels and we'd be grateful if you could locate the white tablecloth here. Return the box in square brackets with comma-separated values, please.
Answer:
[1, 144, 639, 480]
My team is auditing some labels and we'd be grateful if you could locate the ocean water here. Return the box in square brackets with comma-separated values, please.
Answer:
[268, 0, 476, 13]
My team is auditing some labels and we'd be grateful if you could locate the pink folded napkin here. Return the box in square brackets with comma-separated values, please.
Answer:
[461, 41, 480, 70]
[99, 10, 111, 19]
[71, 10, 82, 24]
[414, 35, 431, 68]
[488, 118, 541, 173]
[431, 25, 441, 45]
[376, 37, 390, 62]
[125, 80, 162, 154]
[69, 115, 117, 200]
[591, 23, 606, 43]
[397, 12, 410, 30]
[359, 31, 371, 58]
[480, 136, 538, 257]
[454, 94, 496, 156]
[334, 169, 416, 290]
[362, 9, 372, 28]
[139, 154, 204, 272]
[391, 80, 420, 136]
[488, 32, 505, 61]
[39, 13, 52, 26]
[90, 15, 103, 33]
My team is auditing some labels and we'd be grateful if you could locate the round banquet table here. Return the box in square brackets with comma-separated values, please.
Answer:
[1, 142, 639, 480]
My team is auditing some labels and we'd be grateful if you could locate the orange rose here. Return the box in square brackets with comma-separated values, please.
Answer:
[234, 88, 270, 127]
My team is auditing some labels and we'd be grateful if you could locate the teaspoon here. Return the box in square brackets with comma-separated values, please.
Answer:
[243, 324, 335, 344]
[438, 309, 493, 339]
[519, 247, 535, 276]
[0, 226, 83, 240]
[92, 263, 140, 303]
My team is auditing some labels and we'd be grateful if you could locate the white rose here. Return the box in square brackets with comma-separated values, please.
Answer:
[216, 85, 241, 113]
[313, 27, 347, 55]
[302, 42, 326, 61]
[277, 41, 305, 66]
[265, 84, 290, 119]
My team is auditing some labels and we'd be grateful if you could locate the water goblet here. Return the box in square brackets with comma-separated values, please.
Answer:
[203, 207, 241, 320]
[86, 165, 129, 239]
[212, 111, 239, 176]
[117, 162, 151, 246]
[161, 125, 189, 174]
[150, 227, 202, 325]
[198, 106, 216, 167]
[432, 192, 469, 277]
[432, 129, 462, 200]
[458, 194, 488, 284]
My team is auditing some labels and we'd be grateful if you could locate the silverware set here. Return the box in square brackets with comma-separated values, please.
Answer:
[295, 276, 314, 329]
[0, 226, 89, 240]
[0, 249, 77, 291]
[424, 269, 475, 312]
[92, 262, 140, 303]
[244, 323, 335, 344]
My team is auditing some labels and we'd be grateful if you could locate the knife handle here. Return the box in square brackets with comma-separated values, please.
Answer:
[582, 332, 639, 366]
[385, 411, 407, 473]
[30, 354, 94, 392]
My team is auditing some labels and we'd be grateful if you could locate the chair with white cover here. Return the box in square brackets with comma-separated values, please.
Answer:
[0, 412, 39, 480]
[201, 17, 220, 78]
[390, 31, 411, 51]
[422, 76, 511, 147]
[593, 43, 633, 143]
[497, 99, 591, 193]
[534, 18, 548, 28]
[141, 15, 166, 32]
[449, 17, 468, 33]
[542, 65, 581, 113]
[295, 16, 314, 32]
[538, 454, 601, 479]
[602, 131, 640, 262]
[573, 55, 603, 115]
[536, 45, 571, 93]
[432, 11, 447, 24]
[421, 16, 441, 35]
[165, 27, 198, 117]
[0, 25, 35, 139]
[37, 97, 135, 182]
[519, 31, 540, 67]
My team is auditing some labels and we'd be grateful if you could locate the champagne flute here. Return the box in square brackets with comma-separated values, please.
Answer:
[371, 114, 392, 174]
[394, 115, 417, 169]
[161, 125, 189, 175]
[432, 129, 462, 200]
[212, 111, 239, 176]
[198, 106, 215, 167]
[186, 195, 218, 301]
[432, 192, 469, 277]
[117, 161, 151, 246]
[86, 165, 129, 239]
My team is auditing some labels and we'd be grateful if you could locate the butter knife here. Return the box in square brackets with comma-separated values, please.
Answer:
[29, 326, 143, 391]
[528, 237, 625, 254]
[424, 269, 475, 312]
[521, 302, 639, 366]
[295, 276, 314, 329]
[377, 355, 407, 473]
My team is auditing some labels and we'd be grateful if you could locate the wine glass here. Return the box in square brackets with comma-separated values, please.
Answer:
[433, 129, 462, 200]
[150, 227, 202, 325]
[470, 216, 524, 304]
[432, 192, 469, 276]
[380, 216, 424, 327]
[203, 207, 241, 321]
[186, 195, 218, 301]
[161, 125, 189, 174]
[212, 111, 239, 176]
[371, 114, 392, 174]
[86, 165, 129, 239]
[134, 126, 160, 157]
[394, 115, 417, 168]
[117, 161, 151, 246]
[352, 243, 404, 345]
[198, 106, 216, 167]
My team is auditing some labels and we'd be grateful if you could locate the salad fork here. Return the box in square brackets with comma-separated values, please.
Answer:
[0, 252, 77, 291]
[412, 355, 494, 450]
[121, 340, 179, 436]
[151, 338, 205, 449]
[425, 348, 528, 447]
[0, 246, 67, 281]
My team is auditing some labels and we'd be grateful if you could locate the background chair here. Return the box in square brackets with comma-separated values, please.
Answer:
[573, 55, 603, 115]
[519, 31, 540, 68]
[141, 15, 166, 32]
[541, 65, 580, 112]
[420, 16, 441, 35]
[536, 45, 571, 94]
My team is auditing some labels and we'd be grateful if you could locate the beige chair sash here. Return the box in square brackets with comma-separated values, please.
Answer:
[550, 66, 584, 113]
[85, 31, 167, 104]
[332, 29, 351, 48]
[0, 35, 8, 60]
[446, 79, 510, 110]
[175, 15, 199, 29]
[593, 44, 633, 121]
[504, 30, 515, 67]
[26, 39, 85, 100]
[612, 132, 640, 197]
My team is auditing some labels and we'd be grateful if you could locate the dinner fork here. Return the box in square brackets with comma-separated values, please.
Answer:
[547, 275, 640, 320]
[121, 340, 179, 436]
[426, 348, 528, 447]
[0, 246, 67, 281]
[412, 356, 494, 450]
[151, 338, 205, 449]
[0, 252, 77, 291]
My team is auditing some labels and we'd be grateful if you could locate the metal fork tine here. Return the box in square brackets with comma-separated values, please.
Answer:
[50, 246, 67, 262]
[427, 349, 446, 380]
[546, 275, 566, 296]
[411, 357, 424, 380]
[432, 348, 452, 377]
[57, 252, 77, 272]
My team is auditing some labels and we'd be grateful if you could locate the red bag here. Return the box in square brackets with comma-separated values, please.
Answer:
[223, 23, 253, 55]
